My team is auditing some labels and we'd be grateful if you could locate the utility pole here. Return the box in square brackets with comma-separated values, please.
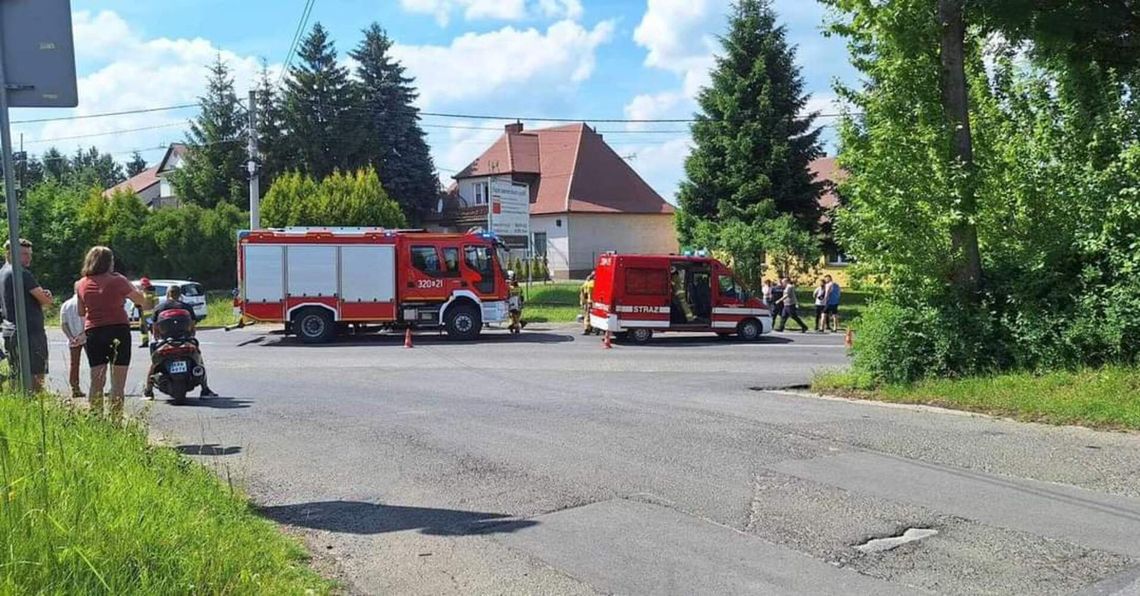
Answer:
[247, 89, 260, 229]
[0, 44, 32, 393]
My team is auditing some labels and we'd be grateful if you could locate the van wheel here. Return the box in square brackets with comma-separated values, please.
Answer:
[295, 308, 335, 344]
[629, 328, 653, 344]
[737, 318, 762, 341]
[445, 304, 482, 341]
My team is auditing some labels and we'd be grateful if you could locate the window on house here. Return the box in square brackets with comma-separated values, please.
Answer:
[827, 250, 854, 266]
[473, 181, 488, 205]
[411, 246, 443, 276]
[532, 232, 547, 257]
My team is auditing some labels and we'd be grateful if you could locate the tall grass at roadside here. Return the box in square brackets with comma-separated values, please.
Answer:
[0, 395, 330, 594]
[813, 366, 1140, 430]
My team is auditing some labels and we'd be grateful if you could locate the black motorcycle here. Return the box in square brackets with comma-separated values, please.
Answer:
[151, 338, 205, 404]
[149, 308, 205, 404]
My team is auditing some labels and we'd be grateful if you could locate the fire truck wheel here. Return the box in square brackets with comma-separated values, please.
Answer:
[444, 303, 482, 340]
[295, 308, 335, 344]
[628, 328, 654, 344]
[737, 318, 762, 341]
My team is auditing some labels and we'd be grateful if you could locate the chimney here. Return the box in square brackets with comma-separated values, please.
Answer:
[505, 120, 523, 135]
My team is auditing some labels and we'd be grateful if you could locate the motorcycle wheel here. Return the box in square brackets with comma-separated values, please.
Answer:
[169, 378, 188, 405]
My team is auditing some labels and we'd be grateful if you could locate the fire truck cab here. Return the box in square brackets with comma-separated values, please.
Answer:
[237, 228, 514, 343]
[588, 253, 772, 343]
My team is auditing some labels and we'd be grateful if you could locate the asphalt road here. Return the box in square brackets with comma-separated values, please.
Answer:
[47, 324, 1140, 595]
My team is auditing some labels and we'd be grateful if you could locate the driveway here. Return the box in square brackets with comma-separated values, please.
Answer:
[47, 325, 1140, 595]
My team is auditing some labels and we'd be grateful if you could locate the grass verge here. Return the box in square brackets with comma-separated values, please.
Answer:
[0, 395, 332, 594]
[813, 366, 1140, 431]
[202, 292, 239, 328]
[523, 282, 582, 323]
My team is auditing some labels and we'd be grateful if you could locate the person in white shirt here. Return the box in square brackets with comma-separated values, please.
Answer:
[59, 294, 86, 398]
[813, 279, 827, 332]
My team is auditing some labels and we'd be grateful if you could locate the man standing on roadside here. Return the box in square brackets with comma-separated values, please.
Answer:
[823, 274, 842, 332]
[60, 294, 87, 398]
[0, 239, 54, 393]
[775, 277, 808, 333]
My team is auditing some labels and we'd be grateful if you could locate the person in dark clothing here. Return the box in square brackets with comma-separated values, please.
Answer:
[1, 239, 54, 393]
[775, 277, 809, 333]
[144, 284, 217, 398]
[768, 279, 785, 325]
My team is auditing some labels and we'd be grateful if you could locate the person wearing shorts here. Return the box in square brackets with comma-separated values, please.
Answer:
[76, 246, 147, 421]
[823, 275, 842, 332]
[0, 238, 54, 393]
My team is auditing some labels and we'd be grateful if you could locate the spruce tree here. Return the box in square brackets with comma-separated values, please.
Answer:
[173, 55, 248, 208]
[252, 62, 289, 189]
[125, 151, 148, 177]
[281, 23, 362, 179]
[350, 23, 439, 221]
[677, 0, 822, 243]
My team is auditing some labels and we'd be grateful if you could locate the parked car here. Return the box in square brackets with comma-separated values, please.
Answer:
[125, 279, 208, 322]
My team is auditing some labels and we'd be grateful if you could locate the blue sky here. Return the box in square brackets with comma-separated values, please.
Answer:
[12, 0, 857, 202]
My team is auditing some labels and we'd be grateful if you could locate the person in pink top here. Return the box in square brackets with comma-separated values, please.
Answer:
[75, 246, 148, 422]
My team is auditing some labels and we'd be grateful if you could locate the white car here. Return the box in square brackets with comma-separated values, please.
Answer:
[125, 279, 208, 322]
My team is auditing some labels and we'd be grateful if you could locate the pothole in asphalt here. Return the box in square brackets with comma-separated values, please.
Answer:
[854, 528, 939, 554]
[749, 385, 810, 392]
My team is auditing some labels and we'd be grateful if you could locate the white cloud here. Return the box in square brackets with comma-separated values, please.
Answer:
[633, 0, 727, 75]
[13, 10, 270, 165]
[623, 138, 692, 205]
[400, 0, 582, 25]
[393, 20, 615, 108]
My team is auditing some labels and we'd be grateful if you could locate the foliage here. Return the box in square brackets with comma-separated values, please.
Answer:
[676, 0, 823, 246]
[684, 213, 818, 289]
[253, 61, 290, 186]
[0, 395, 332, 593]
[260, 168, 406, 229]
[826, 0, 1140, 382]
[280, 23, 363, 180]
[173, 55, 249, 209]
[125, 151, 148, 177]
[2, 183, 246, 292]
[350, 24, 439, 221]
[814, 364, 1140, 431]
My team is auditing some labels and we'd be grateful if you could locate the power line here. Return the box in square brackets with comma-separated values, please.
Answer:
[419, 111, 855, 123]
[11, 103, 197, 125]
[24, 122, 187, 145]
[278, 0, 317, 86]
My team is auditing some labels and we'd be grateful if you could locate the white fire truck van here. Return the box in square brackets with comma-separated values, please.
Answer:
[236, 228, 514, 343]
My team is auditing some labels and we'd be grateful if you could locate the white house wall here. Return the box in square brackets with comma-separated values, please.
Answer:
[530, 214, 570, 277]
[566, 213, 678, 277]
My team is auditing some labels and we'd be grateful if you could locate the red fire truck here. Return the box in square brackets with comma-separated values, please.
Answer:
[588, 253, 772, 343]
[236, 228, 514, 343]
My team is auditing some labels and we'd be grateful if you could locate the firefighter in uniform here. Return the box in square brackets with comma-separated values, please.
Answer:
[671, 267, 696, 322]
[507, 271, 524, 334]
[137, 277, 157, 348]
[579, 272, 596, 335]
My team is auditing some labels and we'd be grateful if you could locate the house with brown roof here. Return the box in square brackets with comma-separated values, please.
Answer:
[429, 122, 678, 279]
[102, 143, 187, 208]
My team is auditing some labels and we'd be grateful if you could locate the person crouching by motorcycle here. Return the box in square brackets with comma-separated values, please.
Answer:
[143, 285, 217, 399]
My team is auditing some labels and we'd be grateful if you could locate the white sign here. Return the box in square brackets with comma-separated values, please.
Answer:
[488, 178, 530, 238]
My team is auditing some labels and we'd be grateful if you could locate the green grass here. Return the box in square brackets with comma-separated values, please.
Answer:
[813, 366, 1140, 431]
[0, 395, 332, 594]
[522, 281, 582, 323]
[202, 292, 239, 328]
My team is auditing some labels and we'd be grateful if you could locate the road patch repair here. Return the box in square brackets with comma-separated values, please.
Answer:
[854, 528, 939, 554]
[498, 498, 917, 595]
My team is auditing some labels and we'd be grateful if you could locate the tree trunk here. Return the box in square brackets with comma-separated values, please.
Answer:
[939, 0, 982, 294]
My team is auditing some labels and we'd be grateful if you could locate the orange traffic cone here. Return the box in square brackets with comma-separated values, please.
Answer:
[405, 327, 414, 348]
[844, 328, 853, 348]
[602, 330, 613, 349]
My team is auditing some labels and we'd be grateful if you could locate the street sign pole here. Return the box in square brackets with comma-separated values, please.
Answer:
[0, 35, 34, 393]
